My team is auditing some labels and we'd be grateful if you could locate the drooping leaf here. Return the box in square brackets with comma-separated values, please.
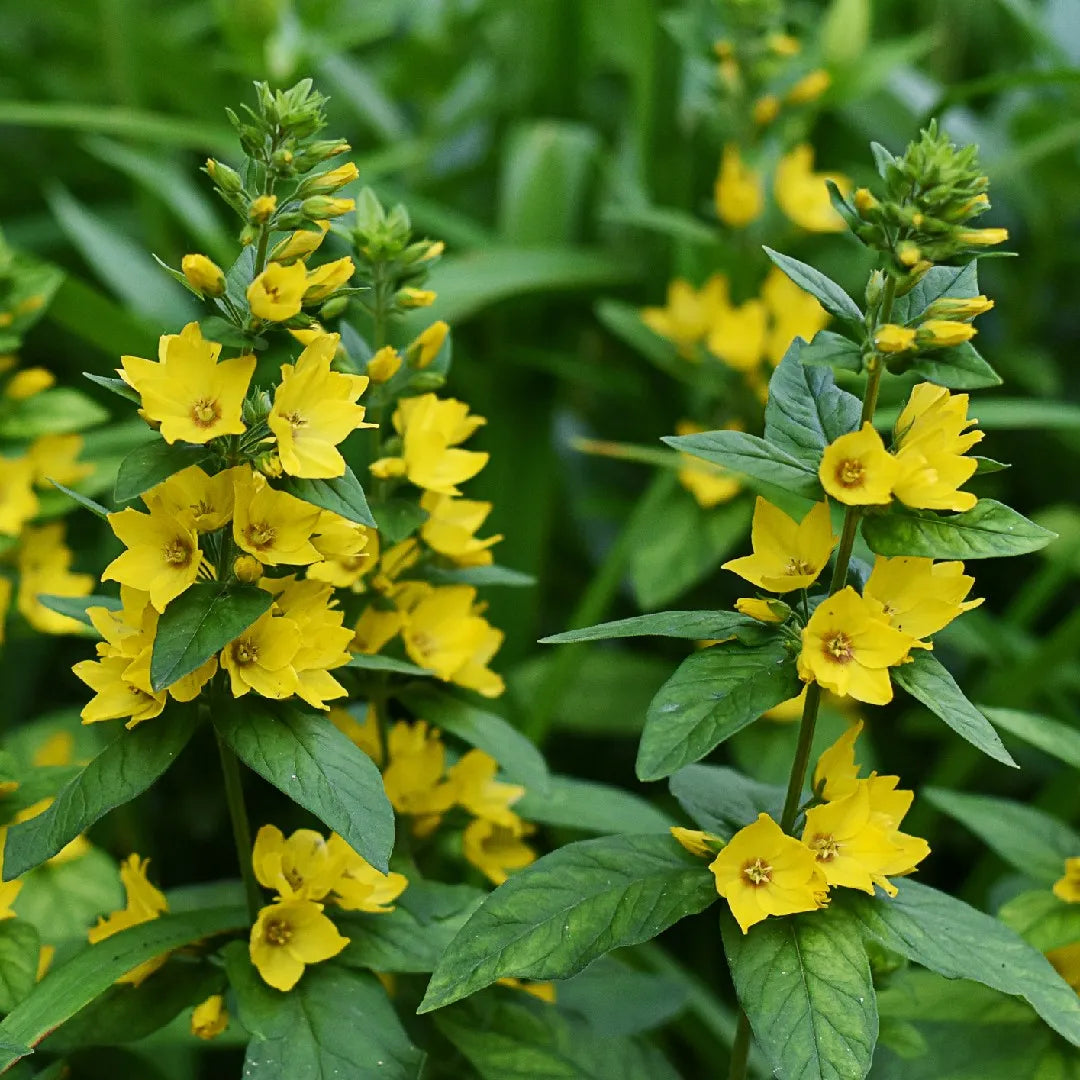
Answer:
[37, 593, 121, 629]
[48, 479, 109, 520]
[800, 331, 863, 373]
[762, 248, 864, 323]
[214, 700, 394, 873]
[82, 372, 141, 404]
[113, 440, 210, 504]
[3, 706, 200, 878]
[909, 342, 1002, 389]
[0, 922, 40, 1014]
[515, 775, 675, 834]
[149, 582, 272, 692]
[636, 641, 801, 781]
[722, 905, 878, 1080]
[418, 834, 717, 1012]
[668, 764, 785, 839]
[275, 466, 376, 528]
[891, 651, 1016, 766]
[862, 500, 1056, 559]
[539, 609, 765, 645]
[982, 706, 1080, 769]
[837, 880, 1080, 1047]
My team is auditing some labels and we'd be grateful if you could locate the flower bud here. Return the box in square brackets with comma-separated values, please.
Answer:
[897, 241, 922, 268]
[924, 295, 994, 320]
[397, 287, 436, 310]
[916, 320, 977, 348]
[874, 324, 916, 353]
[318, 295, 349, 320]
[270, 221, 330, 263]
[957, 227, 1008, 247]
[408, 320, 449, 368]
[367, 346, 402, 383]
[853, 188, 879, 218]
[300, 196, 355, 219]
[304, 256, 355, 303]
[181, 254, 226, 298]
[786, 69, 830, 105]
[205, 158, 243, 193]
[299, 162, 360, 197]
[232, 555, 263, 584]
[407, 371, 446, 392]
[767, 33, 801, 57]
[255, 451, 283, 479]
[248, 194, 278, 224]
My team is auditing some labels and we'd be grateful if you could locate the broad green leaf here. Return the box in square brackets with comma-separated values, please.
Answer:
[0, 906, 246, 1071]
[909, 342, 1002, 389]
[1, 766, 81, 825]
[763, 247, 864, 323]
[669, 764, 784, 839]
[923, 788, 1079, 884]
[0, 922, 40, 1014]
[890, 263, 979, 324]
[13, 847, 122, 943]
[418, 834, 717, 1012]
[339, 880, 485, 974]
[427, 565, 535, 587]
[662, 430, 823, 501]
[113, 441, 210, 504]
[876, 968, 1032, 1024]
[540, 609, 763, 645]
[399, 688, 549, 793]
[837, 880, 1080, 1046]
[37, 593, 121, 629]
[437, 998, 681, 1080]
[215, 701, 394, 873]
[982, 706, 1080, 769]
[3, 706, 199, 878]
[515, 775, 675, 834]
[224, 945, 422, 1079]
[149, 582, 272, 691]
[862, 500, 1056, 559]
[722, 905, 878, 1080]
[370, 498, 427, 543]
[636, 641, 801, 781]
[998, 890, 1080, 953]
[800, 331, 863, 373]
[0, 389, 108, 439]
[764, 343, 862, 466]
[48, 479, 109, 520]
[347, 653, 431, 676]
[891, 651, 1016, 766]
[275, 466, 375, 528]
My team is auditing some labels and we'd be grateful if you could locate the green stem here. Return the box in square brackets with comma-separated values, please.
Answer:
[727, 1012, 753, 1080]
[214, 726, 261, 922]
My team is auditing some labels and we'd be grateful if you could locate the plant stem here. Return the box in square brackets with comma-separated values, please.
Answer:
[214, 727, 261, 922]
[727, 1012, 753, 1080]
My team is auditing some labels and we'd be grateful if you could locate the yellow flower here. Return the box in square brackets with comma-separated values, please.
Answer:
[6, 367, 54, 400]
[449, 750, 525, 826]
[925, 296, 994, 320]
[248, 261, 308, 322]
[813, 721, 863, 801]
[73, 654, 167, 726]
[708, 813, 829, 933]
[249, 899, 349, 992]
[326, 834, 408, 913]
[723, 498, 835, 593]
[181, 254, 225, 297]
[145, 465, 239, 533]
[253, 825, 344, 901]
[26, 434, 92, 488]
[819, 423, 899, 506]
[308, 162, 360, 194]
[874, 324, 916, 353]
[16, 523, 93, 634]
[409, 321, 450, 369]
[714, 144, 764, 229]
[760, 267, 829, 366]
[734, 597, 788, 624]
[775, 145, 850, 233]
[88, 855, 169, 985]
[249, 194, 278, 223]
[191, 994, 229, 1040]
[270, 221, 330, 264]
[103, 505, 202, 612]
[863, 556, 982, 641]
[463, 816, 536, 885]
[1047, 943, 1080, 993]
[641, 276, 728, 355]
[705, 297, 767, 372]
[798, 587, 917, 705]
[367, 346, 402, 383]
[419, 491, 501, 565]
[303, 256, 355, 303]
[329, 703, 384, 766]
[670, 826, 724, 857]
[269, 334, 370, 479]
[120, 323, 254, 445]
[222, 612, 302, 699]
[352, 604, 404, 655]
[32, 730, 75, 767]
[381, 720, 457, 835]
[0, 456, 39, 535]
[917, 320, 976, 348]
[957, 227, 1008, 247]
[1054, 857, 1080, 904]
[398, 287, 436, 309]
[786, 69, 831, 105]
[673, 420, 741, 509]
[308, 513, 373, 589]
[233, 468, 322, 565]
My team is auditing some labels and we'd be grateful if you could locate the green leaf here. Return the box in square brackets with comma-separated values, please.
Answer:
[275, 466, 375, 528]
[224, 944, 422, 1079]
[669, 764, 784, 839]
[398, 687, 549, 793]
[0, 922, 40, 1014]
[12, 847, 122, 943]
[764, 342, 862, 466]
[890, 651, 1016, 766]
[0, 906, 246, 1071]
[800, 331, 863, 373]
[36, 593, 121, 629]
[149, 582, 272, 692]
[762, 248, 864, 323]
[722, 905, 878, 1080]
[890, 263, 979, 324]
[113, 440, 210, 504]
[215, 700, 394, 873]
[862, 500, 1057, 559]
[3, 707, 199, 879]
[515, 775, 675, 834]
[82, 372, 139, 402]
[426, 564, 535, 587]
[909, 342, 1002, 390]
[0, 389, 109, 440]
[923, 788, 1080, 884]
[418, 834, 717, 1012]
[47, 479, 109, 520]
[838, 880, 1080, 1047]
[981, 706, 1080, 769]
[663, 431, 822, 501]
[973, 456, 1010, 475]
[370, 498, 427, 543]
[339, 880, 485, 974]
[347, 653, 431, 676]
[998, 890, 1080, 954]
[540, 609, 764, 645]
[636, 641, 801, 781]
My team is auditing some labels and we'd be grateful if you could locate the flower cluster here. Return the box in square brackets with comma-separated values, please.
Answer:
[248, 824, 406, 991]
[675, 724, 929, 932]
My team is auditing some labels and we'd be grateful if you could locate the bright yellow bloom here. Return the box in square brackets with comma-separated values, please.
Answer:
[1054, 857, 1080, 904]
[705, 297, 767, 372]
[449, 750, 525, 826]
[820, 423, 899, 506]
[88, 855, 169, 985]
[708, 813, 828, 933]
[673, 420, 740, 509]
[734, 597, 787, 624]
[308, 513, 372, 588]
[958, 227, 1008, 247]
[381, 720, 457, 835]
[221, 612, 301, 699]
[723, 498, 835, 593]
[367, 346, 402, 383]
[370, 538, 421, 596]
[120, 323, 254, 444]
[329, 703, 384, 765]
[786, 69, 831, 105]
[191, 994, 229, 1040]
[304, 256, 355, 303]
[269, 334, 370, 479]
[419, 491, 501, 565]
[813, 721, 863, 801]
[233, 469, 322, 565]
[27, 434, 92, 488]
[253, 825, 344, 901]
[918, 320, 976, 348]
[6, 367, 54, 400]
[641, 276, 728, 355]
[798, 587, 917, 705]
[352, 604, 404, 655]
[0, 456, 39, 535]
[249, 899, 349, 992]
[248, 261, 308, 322]
[760, 267, 829, 366]
[670, 827, 724, 858]
[409, 321, 450, 369]
[714, 144, 764, 229]
[270, 221, 330, 263]
[463, 816, 537, 885]
[249, 194, 278, 223]
[181, 254, 225, 297]
[925, 295, 994, 320]
[874, 324, 916, 353]
[16, 523, 93, 634]
[864, 556, 982, 641]
[103, 505, 201, 612]
[145, 465, 239, 532]
[775, 145, 850, 233]
[73, 653, 168, 726]
[326, 835, 408, 913]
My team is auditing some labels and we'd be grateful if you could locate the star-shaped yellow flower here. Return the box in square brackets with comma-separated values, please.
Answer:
[232, 469, 322, 566]
[249, 898, 349, 991]
[864, 556, 982, 641]
[820, 423, 899, 506]
[103, 504, 202, 612]
[723, 498, 836, 593]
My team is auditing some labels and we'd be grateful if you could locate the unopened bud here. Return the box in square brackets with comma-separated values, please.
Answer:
[318, 295, 349, 319]
[181, 254, 226, 298]
[408, 320, 449, 368]
[206, 159, 243, 193]
[853, 188, 879, 218]
[233, 555, 263, 584]
[249, 194, 278, 224]
[897, 241, 921, 268]
[397, 287, 436, 310]
[301, 196, 355, 219]
[874, 324, 917, 353]
[367, 346, 402, 383]
[753, 95, 781, 126]
[255, 451, 283, 479]
[957, 227, 1008, 247]
[299, 162, 360, 197]
[786, 69, 831, 105]
[924, 295, 994, 320]
[916, 319, 977, 348]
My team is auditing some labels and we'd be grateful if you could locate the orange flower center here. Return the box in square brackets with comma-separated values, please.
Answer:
[284, 866, 304, 890]
[808, 833, 841, 861]
[835, 458, 865, 488]
[191, 499, 214, 518]
[284, 410, 306, 430]
[161, 538, 193, 567]
[741, 857, 773, 887]
[823, 631, 854, 664]
[785, 557, 813, 576]
[233, 639, 259, 666]
[245, 521, 277, 550]
[190, 398, 221, 428]
[264, 918, 292, 946]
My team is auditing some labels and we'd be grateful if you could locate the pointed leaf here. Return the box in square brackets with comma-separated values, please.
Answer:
[763, 248, 863, 323]
[48, 479, 109, 520]
[982, 706, 1080, 769]
[800, 331, 863, 373]
[275, 466, 375, 527]
[426, 564, 535, 587]
[669, 764, 784, 839]
[347, 654, 431, 676]
[37, 593, 121, 629]
[909, 343, 1002, 390]
[890, 263, 979, 324]
[0, 922, 40, 1014]
[540, 610, 765, 645]
[114, 440, 211, 503]
[515, 774, 675, 834]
